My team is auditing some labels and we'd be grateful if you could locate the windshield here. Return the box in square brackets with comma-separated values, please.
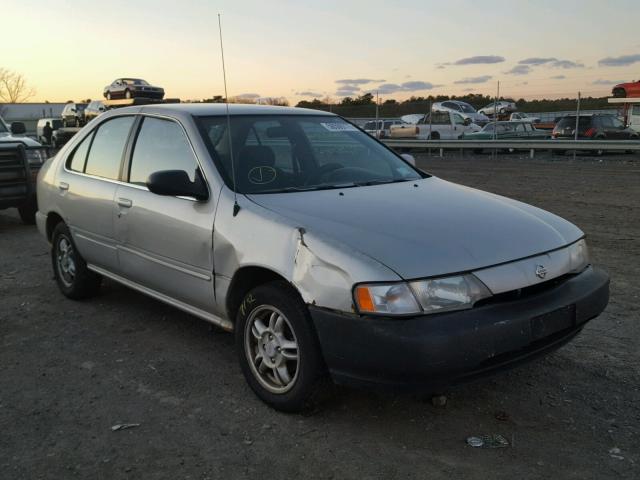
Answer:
[196, 115, 423, 194]
[458, 103, 476, 113]
[124, 79, 149, 85]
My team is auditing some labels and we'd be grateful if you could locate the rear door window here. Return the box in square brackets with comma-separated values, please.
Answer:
[84, 116, 135, 180]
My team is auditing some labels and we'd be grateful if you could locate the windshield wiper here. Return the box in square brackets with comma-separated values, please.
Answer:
[353, 179, 413, 187]
[255, 183, 357, 194]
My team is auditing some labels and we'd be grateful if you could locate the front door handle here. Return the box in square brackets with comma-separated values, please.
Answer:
[58, 182, 69, 191]
[117, 198, 132, 208]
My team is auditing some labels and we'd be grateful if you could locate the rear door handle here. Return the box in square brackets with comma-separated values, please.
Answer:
[58, 182, 69, 191]
[117, 198, 132, 208]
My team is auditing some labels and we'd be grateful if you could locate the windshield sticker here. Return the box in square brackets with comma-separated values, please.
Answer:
[248, 166, 277, 184]
[320, 122, 359, 132]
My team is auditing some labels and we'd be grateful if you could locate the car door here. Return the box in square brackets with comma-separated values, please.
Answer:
[609, 116, 629, 139]
[113, 115, 216, 312]
[57, 115, 135, 271]
[452, 113, 468, 137]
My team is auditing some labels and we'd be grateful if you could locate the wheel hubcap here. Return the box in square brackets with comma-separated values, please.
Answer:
[57, 236, 76, 286]
[244, 305, 299, 394]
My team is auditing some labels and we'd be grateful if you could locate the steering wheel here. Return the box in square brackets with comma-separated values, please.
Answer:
[304, 163, 345, 185]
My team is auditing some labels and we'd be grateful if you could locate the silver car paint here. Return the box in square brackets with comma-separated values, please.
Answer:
[38, 104, 584, 332]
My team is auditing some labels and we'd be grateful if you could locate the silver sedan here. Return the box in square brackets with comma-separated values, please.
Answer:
[36, 104, 609, 411]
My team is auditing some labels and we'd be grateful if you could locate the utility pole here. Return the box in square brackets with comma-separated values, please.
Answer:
[573, 91, 581, 161]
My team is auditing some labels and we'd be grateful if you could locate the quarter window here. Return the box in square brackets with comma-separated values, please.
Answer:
[129, 116, 199, 186]
[67, 132, 94, 172]
[84, 116, 134, 180]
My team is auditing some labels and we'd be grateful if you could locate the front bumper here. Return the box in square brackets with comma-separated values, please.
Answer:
[310, 266, 609, 391]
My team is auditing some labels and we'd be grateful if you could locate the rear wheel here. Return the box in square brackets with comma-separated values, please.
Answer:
[125, 89, 132, 99]
[235, 281, 325, 412]
[51, 222, 102, 299]
[430, 132, 440, 140]
[106, 92, 112, 100]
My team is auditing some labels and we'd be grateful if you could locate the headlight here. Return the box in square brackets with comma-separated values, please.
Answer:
[354, 274, 492, 316]
[354, 283, 421, 315]
[568, 239, 589, 273]
[26, 148, 47, 166]
[410, 274, 491, 314]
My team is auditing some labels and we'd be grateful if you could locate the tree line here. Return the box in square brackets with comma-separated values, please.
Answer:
[296, 92, 613, 117]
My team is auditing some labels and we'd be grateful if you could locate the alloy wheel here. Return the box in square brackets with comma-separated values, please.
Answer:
[244, 305, 300, 394]
[56, 236, 76, 287]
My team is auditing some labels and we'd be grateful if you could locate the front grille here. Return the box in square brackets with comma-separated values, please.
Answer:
[0, 145, 29, 199]
[476, 273, 575, 307]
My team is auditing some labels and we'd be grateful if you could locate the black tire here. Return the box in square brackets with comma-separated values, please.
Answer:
[51, 222, 102, 299]
[235, 281, 325, 412]
[430, 132, 440, 140]
[125, 89, 132, 99]
[17, 198, 37, 225]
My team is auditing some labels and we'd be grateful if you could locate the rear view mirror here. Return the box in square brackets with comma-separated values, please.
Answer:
[400, 153, 416, 166]
[147, 170, 208, 201]
[10, 122, 26, 134]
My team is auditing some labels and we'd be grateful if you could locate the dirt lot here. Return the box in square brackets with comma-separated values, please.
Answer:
[1, 153, 639, 479]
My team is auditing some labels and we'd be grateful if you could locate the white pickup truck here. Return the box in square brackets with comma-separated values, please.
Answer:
[389, 110, 481, 139]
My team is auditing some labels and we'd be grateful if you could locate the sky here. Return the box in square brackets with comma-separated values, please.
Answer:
[3, 0, 640, 104]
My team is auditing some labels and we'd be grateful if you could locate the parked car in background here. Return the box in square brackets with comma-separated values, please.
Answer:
[61, 103, 87, 127]
[103, 78, 165, 100]
[612, 80, 640, 98]
[552, 114, 639, 154]
[390, 110, 481, 139]
[478, 101, 517, 116]
[432, 100, 490, 125]
[85, 100, 107, 122]
[35, 103, 608, 412]
[462, 121, 549, 140]
[0, 116, 48, 223]
[510, 111, 541, 123]
[552, 114, 639, 140]
[37, 118, 64, 146]
[462, 121, 549, 153]
[363, 119, 405, 138]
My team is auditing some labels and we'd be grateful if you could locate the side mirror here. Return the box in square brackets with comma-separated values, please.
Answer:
[400, 153, 416, 166]
[147, 170, 208, 201]
[10, 122, 26, 134]
[464, 118, 472, 126]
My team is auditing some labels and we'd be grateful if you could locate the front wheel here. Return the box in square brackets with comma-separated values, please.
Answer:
[106, 92, 112, 100]
[235, 281, 325, 412]
[51, 222, 102, 299]
[125, 89, 132, 99]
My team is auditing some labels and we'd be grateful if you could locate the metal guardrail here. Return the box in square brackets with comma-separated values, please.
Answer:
[382, 139, 640, 154]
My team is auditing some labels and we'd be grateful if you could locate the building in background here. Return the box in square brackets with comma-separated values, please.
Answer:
[0, 103, 67, 136]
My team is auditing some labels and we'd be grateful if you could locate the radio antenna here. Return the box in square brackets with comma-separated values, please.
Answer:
[218, 13, 240, 216]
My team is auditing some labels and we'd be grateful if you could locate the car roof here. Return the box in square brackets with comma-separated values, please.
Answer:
[116, 103, 337, 117]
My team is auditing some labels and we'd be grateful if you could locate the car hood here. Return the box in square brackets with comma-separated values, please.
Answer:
[247, 177, 583, 279]
[0, 132, 42, 148]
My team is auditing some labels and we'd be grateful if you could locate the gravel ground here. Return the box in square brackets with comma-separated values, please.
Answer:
[1, 152, 639, 479]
